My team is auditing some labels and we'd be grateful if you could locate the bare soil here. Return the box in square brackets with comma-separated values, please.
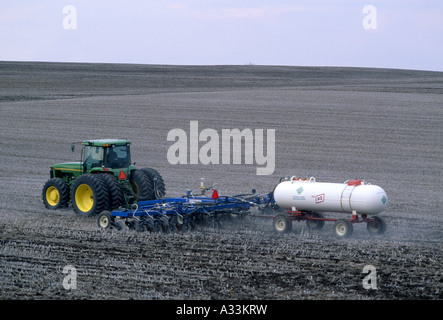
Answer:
[0, 62, 442, 300]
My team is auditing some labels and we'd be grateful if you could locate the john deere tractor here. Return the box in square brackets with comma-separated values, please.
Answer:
[42, 139, 165, 216]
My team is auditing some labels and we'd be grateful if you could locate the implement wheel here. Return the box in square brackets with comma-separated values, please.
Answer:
[273, 213, 292, 233]
[98, 211, 113, 229]
[71, 174, 109, 216]
[42, 178, 70, 209]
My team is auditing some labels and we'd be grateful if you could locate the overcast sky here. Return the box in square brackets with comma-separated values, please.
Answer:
[1, 0, 442, 71]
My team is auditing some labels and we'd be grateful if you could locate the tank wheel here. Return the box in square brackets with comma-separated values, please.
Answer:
[71, 174, 109, 216]
[367, 216, 386, 236]
[273, 213, 292, 233]
[42, 178, 70, 209]
[306, 211, 325, 230]
[97, 211, 113, 229]
[333, 219, 353, 238]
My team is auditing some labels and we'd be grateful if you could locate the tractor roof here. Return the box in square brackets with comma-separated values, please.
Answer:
[81, 139, 131, 147]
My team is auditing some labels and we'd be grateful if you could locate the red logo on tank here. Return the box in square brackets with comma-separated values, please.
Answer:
[315, 193, 325, 204]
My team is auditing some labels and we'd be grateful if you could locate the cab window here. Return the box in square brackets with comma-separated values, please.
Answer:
[105, 145, 130, 168]
[84, 146, 104, 169]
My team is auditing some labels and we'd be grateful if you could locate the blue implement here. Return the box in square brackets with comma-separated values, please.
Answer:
[97, 191, 274, 232]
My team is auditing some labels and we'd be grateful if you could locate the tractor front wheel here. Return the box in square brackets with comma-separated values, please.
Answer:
[42, 178, 70, 209]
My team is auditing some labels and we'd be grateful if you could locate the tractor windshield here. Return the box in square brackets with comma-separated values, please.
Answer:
[84, 146, 104, 169]
[105, 145, 131, 169]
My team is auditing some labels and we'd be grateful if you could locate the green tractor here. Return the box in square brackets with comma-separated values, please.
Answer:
[42, 139, 165, 216]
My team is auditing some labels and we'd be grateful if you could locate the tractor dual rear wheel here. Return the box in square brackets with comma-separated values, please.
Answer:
[129, 169, 154, 201]
[96, 173, 124, 210]
[140, 167, 166, 199]
[71, 174, 109, 216]
[129, 168, 166, 201]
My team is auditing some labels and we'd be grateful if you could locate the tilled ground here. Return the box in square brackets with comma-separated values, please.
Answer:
[0, 214, 441, 300]
[0, 62, 442, 300]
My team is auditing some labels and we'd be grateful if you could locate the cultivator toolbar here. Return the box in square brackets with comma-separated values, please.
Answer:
[97, 187, 272, 233]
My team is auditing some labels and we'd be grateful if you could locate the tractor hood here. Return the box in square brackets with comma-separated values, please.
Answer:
[51, 162, 83, 173]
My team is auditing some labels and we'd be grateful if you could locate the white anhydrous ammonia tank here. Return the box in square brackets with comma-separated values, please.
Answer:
[273, 177, 388, 215]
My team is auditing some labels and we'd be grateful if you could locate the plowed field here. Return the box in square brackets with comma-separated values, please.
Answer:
[0, 62, 442, 300]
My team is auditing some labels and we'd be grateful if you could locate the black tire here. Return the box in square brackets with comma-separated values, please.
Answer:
[140, 167, 166, 199]
[367, 216, 386, 236]
[42, 178, 70, 209]
[96, 173, 124, 210]
[97, 211, 113, 229]
[306, 211, 325, 230]
[333, 219, 354, 238]
[129, 169, 153, 201]
[71, 174, 109, 216]
[273, 213, 292, 233]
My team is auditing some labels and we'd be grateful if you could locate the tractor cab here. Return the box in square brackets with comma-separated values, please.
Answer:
[81, 139, 131, 171]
